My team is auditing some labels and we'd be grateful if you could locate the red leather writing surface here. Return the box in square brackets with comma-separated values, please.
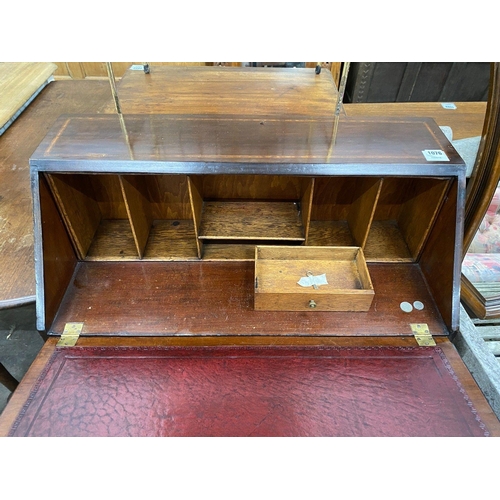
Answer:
[9, 346, 489, 436]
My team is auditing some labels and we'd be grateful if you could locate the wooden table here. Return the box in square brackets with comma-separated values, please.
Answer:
[103, 66, 340, 117]
[0, 81, 112, 309]
[344, 101, 486, 140]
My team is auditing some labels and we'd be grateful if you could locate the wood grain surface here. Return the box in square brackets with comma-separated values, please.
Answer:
[0, 62, 57, 131]
[0, 80, 112, 306]
[31, 114, 464, 167]
[254, 247, 373, 312]
[344, 101, 486, 140]
[44, 260, 448, 337]
[101, 66, 339, 117]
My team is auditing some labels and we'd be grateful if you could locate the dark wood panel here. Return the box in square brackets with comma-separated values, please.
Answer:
[143, 175, 192, 220]
[47, 261, 448, 337]
[38, 174, 77, 330]
[195, 174, 304, 200]
[31, 115, 463, 167]
[420, 179, 460, 331]
[46, 173, 101, 259]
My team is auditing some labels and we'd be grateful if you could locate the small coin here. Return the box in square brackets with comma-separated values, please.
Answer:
[400, 301, 413, 313]
[413, 301, 424, 310]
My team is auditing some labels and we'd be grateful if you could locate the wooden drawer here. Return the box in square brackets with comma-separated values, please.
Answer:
[254, 246, 374, 311]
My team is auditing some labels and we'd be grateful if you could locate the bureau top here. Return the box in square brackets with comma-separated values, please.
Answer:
[30, 114, 465, 177]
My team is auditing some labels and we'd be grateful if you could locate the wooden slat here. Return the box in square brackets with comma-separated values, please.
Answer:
[398, 178, 451, 260]
[45, 173, 101, 259]
[187, 176, 204, 259]
[66, 63, 86, 80]
[477, 326, 500, 340]
[485, 341, 500, 356]
[301, 178, 314, 244]
[347, 178, 383, 249]
[119, 175, 153, 258]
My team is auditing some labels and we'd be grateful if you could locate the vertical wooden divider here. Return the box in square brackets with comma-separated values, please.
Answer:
[398, 178, 451, 260]
[187, 176, 204, 259]
[119, 175, 153, 259]
[45, 173, 102, 260]
[347, 178, 383, 249]
[301, 178, 315, 245]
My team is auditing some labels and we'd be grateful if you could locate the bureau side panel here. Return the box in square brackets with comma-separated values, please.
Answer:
[419, 178, 462, 332]
[35, 172, 78, 331]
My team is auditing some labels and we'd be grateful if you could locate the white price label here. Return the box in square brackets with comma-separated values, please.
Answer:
[441, 103, 457, 109]
[130, 65, 145, 71]
[422, 149, 449, 161]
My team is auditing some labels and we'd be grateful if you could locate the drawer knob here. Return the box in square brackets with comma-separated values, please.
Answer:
[309, 300, 317, 308]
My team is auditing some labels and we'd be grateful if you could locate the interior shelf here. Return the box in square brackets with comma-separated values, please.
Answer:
[142, 220, 199, 261]
[86, 220, 138, 260]
[363, 221, 412, 262]
[307, 221, 356, 247]
[45, 172, 452, 264]
[198, 201, 305, 241]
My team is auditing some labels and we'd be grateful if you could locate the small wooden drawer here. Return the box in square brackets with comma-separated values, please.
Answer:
[254, 246, 374, 311]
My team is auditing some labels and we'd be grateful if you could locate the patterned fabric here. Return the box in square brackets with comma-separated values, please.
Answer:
[464, 187, 500, 282]
[468, 188, 500, 254]
[462, 253, 500, 283]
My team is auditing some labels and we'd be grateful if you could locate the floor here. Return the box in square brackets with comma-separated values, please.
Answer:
[0, 304, 44, 414]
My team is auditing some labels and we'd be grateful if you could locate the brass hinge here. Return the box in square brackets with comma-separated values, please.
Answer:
[410, 323, 436, 346]
[57, 322, 84, 347]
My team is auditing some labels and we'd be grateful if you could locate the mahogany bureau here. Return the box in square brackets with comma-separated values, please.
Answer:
[1, 67, 499, 436]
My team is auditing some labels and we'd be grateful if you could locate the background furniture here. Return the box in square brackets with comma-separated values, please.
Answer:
[345, 62, 490, 103]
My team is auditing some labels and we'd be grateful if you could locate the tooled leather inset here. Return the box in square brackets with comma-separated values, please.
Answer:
[9, 345, 490, 437]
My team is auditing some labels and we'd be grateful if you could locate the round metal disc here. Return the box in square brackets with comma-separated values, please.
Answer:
[400, 301, 413, 313]
[413, 301, 424, 310]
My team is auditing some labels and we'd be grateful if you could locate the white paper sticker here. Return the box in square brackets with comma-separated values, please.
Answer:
[130, 65, 145, 71]
[441, 103, 457, 109]
[298, 274, 328, 288]
[422, 150, 449, 162]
